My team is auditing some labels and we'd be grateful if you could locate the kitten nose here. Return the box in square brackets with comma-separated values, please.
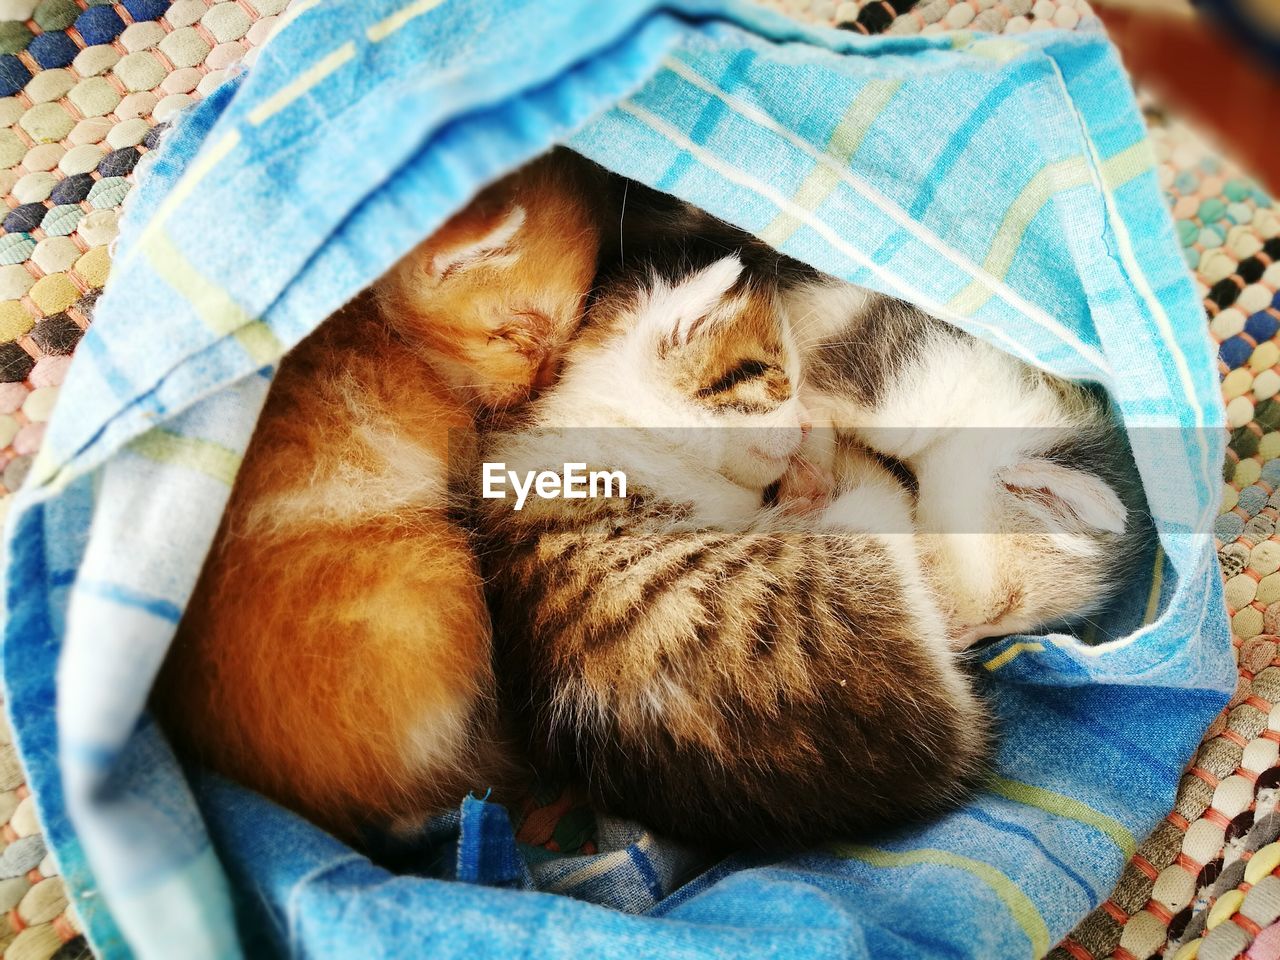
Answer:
[799, 420, 812, 439]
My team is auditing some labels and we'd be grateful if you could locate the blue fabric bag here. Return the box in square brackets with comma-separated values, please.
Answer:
[0, 0, 1233, 957]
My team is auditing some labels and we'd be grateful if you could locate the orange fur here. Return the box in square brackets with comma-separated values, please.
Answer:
[376, 148, 603, 415]
[154, 150, 602, 840]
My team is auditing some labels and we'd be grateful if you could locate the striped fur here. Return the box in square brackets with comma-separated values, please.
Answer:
[480, 204, 989, 849]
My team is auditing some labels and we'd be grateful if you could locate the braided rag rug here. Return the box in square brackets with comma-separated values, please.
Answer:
[0, 0, 1270, 957]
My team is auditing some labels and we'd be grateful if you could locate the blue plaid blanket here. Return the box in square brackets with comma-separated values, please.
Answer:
[0, 1, 1234, 957]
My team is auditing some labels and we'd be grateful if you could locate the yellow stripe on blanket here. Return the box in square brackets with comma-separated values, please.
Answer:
[143, 230, 282, 365]
[948, 157, 1091, 317]
[1143, 543, 1166, 625]
[756, 78, 901, 248]
[1102, 140, 1156, 191]
[368, 0, 450, 43]
[656, 58, 1110, 375]
[987, 777, 1137, 859]
[833, 844, 1050, 957]
[248, 42, 357, 126]
[982, 641, 1045, 672]
[128, 429, 242, 488]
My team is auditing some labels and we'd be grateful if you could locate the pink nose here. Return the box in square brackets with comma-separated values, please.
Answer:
[799, 420, 812, 439]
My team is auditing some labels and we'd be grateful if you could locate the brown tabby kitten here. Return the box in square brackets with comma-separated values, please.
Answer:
[477, 205, 989, 850]
[154, 150, 602, 841]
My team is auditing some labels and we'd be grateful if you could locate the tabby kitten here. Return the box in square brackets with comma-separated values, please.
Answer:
[154, 149, 602, 840]
[784, 279, 1147, 647]
[478, 246, 989, 851]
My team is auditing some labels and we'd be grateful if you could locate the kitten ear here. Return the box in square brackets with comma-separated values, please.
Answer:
[643, 255, 744, 346]
[430, 204, 526, 279]
[998, 459, 1127, 534]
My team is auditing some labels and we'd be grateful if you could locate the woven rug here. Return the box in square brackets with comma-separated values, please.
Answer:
[0, 1, 1271, 958]
[1047, 114, 1280, 960]
[0, 3, 290, 958]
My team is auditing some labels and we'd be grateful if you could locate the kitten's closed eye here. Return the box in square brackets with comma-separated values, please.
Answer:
[698, 359, 774, 397]
[489, 311, 552, 358]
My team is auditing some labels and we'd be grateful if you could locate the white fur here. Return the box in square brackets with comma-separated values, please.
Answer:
[636, 255, 745, 346]
[999, 459, 1127, 534]
[486, 260, 984, 750]
[240, 381, 448, 535]
[515, 256, 807, 514]
[786, 277, 1129, 646]
[430, 204, 526, 278]
[403, 689, 476, 777]
[787, 280, 875, 346]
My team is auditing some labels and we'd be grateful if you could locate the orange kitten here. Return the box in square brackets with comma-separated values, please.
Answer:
[153, 150, 602, 840]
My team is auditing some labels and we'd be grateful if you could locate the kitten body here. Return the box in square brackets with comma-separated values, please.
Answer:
[155, 151, 602, 839]
[785, 279, 1147, 646]
[479, 252, 988, 850]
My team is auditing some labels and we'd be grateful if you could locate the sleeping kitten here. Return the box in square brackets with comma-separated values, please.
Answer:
[608, 184, 1144, 646]
[153, 149, 602, 840]
[478, 250, 989, 851]
[784, 279, 1147, 648]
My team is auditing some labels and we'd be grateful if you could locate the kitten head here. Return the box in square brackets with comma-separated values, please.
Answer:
[374, 149, 602, 413]
[916, 424, 1141, 647]
[565, 254, 809, 491]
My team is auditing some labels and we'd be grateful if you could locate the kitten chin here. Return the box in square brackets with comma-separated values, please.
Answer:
[479, 238, 991, 850]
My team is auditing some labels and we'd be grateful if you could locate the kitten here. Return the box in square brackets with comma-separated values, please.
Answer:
[784, 279, 1147, 648]
[478, 249, 989, 851]
[153, 149, 602, 840]
[607, 185, 1142, 645]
